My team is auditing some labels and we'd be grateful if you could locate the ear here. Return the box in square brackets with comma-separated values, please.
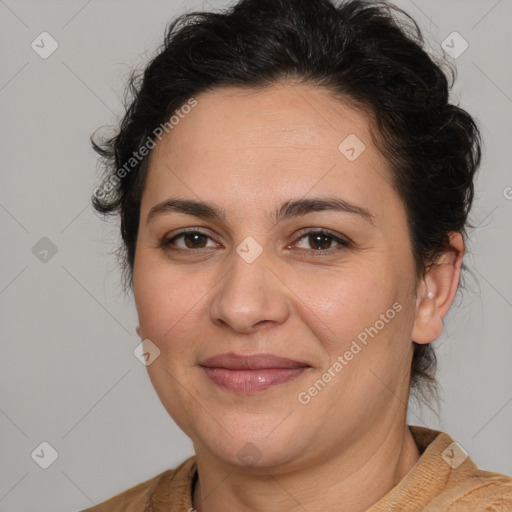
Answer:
[411, 232, 465, 344]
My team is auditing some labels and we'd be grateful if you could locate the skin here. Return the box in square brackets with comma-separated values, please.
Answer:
[133, 82, 464, 512]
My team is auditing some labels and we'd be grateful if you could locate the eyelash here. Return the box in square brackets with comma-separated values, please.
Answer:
[161, 229, 351, 256]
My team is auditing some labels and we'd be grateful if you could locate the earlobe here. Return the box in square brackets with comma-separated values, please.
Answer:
[412, 289, 442, 344]
[411, 232, 465, 345]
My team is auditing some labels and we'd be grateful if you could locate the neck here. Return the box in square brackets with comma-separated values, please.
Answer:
[192, 422, 421, 512]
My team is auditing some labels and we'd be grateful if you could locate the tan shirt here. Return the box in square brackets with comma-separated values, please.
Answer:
[80, 426, 512, 511]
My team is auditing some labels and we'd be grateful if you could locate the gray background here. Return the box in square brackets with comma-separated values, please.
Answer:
[1, 0, 511, 510]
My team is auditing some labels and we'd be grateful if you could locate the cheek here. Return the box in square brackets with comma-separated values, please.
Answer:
[302, 272, 412, 403]
[134, 251, 187, 340]
[297, 265, 399, 355]
[133, 249, 220, 360]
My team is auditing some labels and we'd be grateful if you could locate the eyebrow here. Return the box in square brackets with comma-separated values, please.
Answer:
[146, 196, 374, 226]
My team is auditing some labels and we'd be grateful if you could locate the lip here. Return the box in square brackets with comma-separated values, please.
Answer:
[200, 352, 310, 370]
[199, 352, 311, 393]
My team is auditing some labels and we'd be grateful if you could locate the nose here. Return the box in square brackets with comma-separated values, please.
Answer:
[208, 248, 290, 334]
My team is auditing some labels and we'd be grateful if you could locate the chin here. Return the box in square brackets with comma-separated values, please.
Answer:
[190, 414, 314, 470]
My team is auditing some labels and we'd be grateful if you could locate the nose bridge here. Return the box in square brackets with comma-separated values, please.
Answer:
[209, 240, 289, 332]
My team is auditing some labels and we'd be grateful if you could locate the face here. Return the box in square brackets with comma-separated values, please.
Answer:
[133, 83, 420, 470]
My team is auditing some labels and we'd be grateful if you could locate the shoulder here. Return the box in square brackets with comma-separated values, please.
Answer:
[78, 469, 171, 512]
[442, 468, 512, 511]
[410, 426, 512, 511]
[370, 426, 512, 511]
[78, 456, 197, 512]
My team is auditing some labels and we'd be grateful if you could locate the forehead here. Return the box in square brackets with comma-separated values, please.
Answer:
[143, 82, 397, 223]
[162, 83, 373, 155]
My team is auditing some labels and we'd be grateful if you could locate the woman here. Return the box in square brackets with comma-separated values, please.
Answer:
[85, 0, 512, 510]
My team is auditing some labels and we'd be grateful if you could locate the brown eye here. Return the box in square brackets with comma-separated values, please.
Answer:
[181, 232, 209, 249]
[293, 230, 350, 254]
[307, 233, 333, 250]
[164, 231, 217, 251]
